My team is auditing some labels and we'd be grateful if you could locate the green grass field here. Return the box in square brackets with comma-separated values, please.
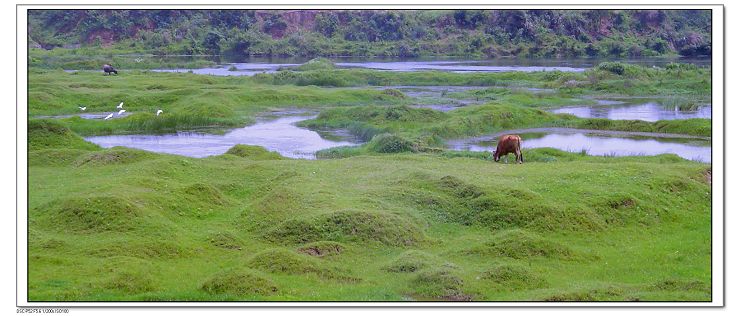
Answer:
[26, 62, 712, 302]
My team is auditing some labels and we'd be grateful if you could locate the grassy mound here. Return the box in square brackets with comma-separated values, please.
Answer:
[249, 248, 322, 274]
[102, 271, 158, 294]
[469, 195, 606, 232]
[28, 119, 99, 151]
[182, 102, 236, 119]
[436, 175, 485, 199]
[263, 210, 427, 246]
[406, 175, 605, 232]
[381, 88, 406, 99]
[650, 279, 709, 292]
[295, 58, 336, 71]
[247, 248, 319, 274]
[86, 239, 185, 259]
[467, 229, 575, 259]
[241, 187, 305, 231]
[296, 241, 345, 257]
[543, 285, 629, 302]
[29, 148, 91, 166]
[74, 147, 156, 166]
[207, 232, 242, 250]
[99, 258, 158, 294]
[224, 144, 283, 160]
[247, 248, 354, 281]
[367, 133, 413, 153]
[37, 196, 144, 233]
[384, 250, 438, 273]
[409, 268, 472, 301]
[183, 183, 229, 206]
[200, 269, 278, 296]
[479, 264, 548, 290]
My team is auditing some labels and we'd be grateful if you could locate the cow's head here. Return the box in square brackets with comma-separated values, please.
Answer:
[493, 150, 499, 162]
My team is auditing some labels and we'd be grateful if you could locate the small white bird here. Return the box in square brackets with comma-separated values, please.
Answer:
[118, 109, 126, 115]
[104, 113, 114, 120]
[78, 106, 86, 111]
[117, 102, 124, 109]
[156, 110, 163, 116]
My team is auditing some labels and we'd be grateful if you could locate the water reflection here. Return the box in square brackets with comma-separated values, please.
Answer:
[447, 129, 711, 163]
[84, 115, 358, 159]
[551, 99, 712, 122]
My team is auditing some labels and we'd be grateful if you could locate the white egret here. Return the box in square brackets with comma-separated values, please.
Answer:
[156, 110, 163, 116]
[117, 102, 124, 109]
[104, 113, 114, 120]
[118, 109, 126, 115]
[78, 106, 86, 111]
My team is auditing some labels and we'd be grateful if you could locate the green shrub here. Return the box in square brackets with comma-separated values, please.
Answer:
[368, 133, 413, 153]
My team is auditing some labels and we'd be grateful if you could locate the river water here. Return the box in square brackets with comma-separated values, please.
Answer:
[84, 115, 358, 159]
[150, 56, 709, 76]
[550, 98, 712, 122]
[446, 128, 711, 163]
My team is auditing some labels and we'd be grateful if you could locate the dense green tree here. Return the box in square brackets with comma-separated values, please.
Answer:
[27, 9, 712, 58]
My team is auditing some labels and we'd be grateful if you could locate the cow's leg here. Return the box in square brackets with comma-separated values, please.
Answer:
[516, 149, 523, 164]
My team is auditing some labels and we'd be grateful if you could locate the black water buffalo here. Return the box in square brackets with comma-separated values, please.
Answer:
[103, 64, 118, 75]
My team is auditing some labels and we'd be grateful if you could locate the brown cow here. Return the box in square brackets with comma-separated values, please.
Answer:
[493, 134, 523, 164]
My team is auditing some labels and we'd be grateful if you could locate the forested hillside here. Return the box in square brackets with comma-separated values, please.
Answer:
[28, 9, 711, 58]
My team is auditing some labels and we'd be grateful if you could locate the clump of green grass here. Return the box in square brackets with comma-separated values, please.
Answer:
[28, 119, 99, 151]
[296, 241, 345, 257]
[29, 148, 92, 166]
[597, 62, 643, 76]
[102, 271, 158, 294]
[247, 248, 354, 281]
[86, 239, 186, 259]
[592, 193, 642, 225]
[402, 174, 605, 232]
[182, 102, 236, 119]
[37, 196, 144, 233]
[315, 145, 366, 159]
[248, 248, 323, 274]
[479, 264, 548, 290]
[98, 258, 159, 294]
[295, 58, 336, 71]
[381, 88, 406, 99]
[469, 194, 606, 232]
[240, 186, 305, 231]
[183, 183, 229, 206]
[436, 175, 485, 199]
[224, 144, 283, 160]
[228, 65, 238, 71]
[74, 147, 156, 167]
[650, 278, 709, 292]
[367, 133, 413, 153]
[384, 250, 438, 273]
[573, 118, 711, 137]
[409, 268, 472, 301]
[263, 210, 428, 246]
[200, 269, 278, 296]
[207, 232, 242, 250]
[543, 285, 628, 302]
[467, 229, 575, 259]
